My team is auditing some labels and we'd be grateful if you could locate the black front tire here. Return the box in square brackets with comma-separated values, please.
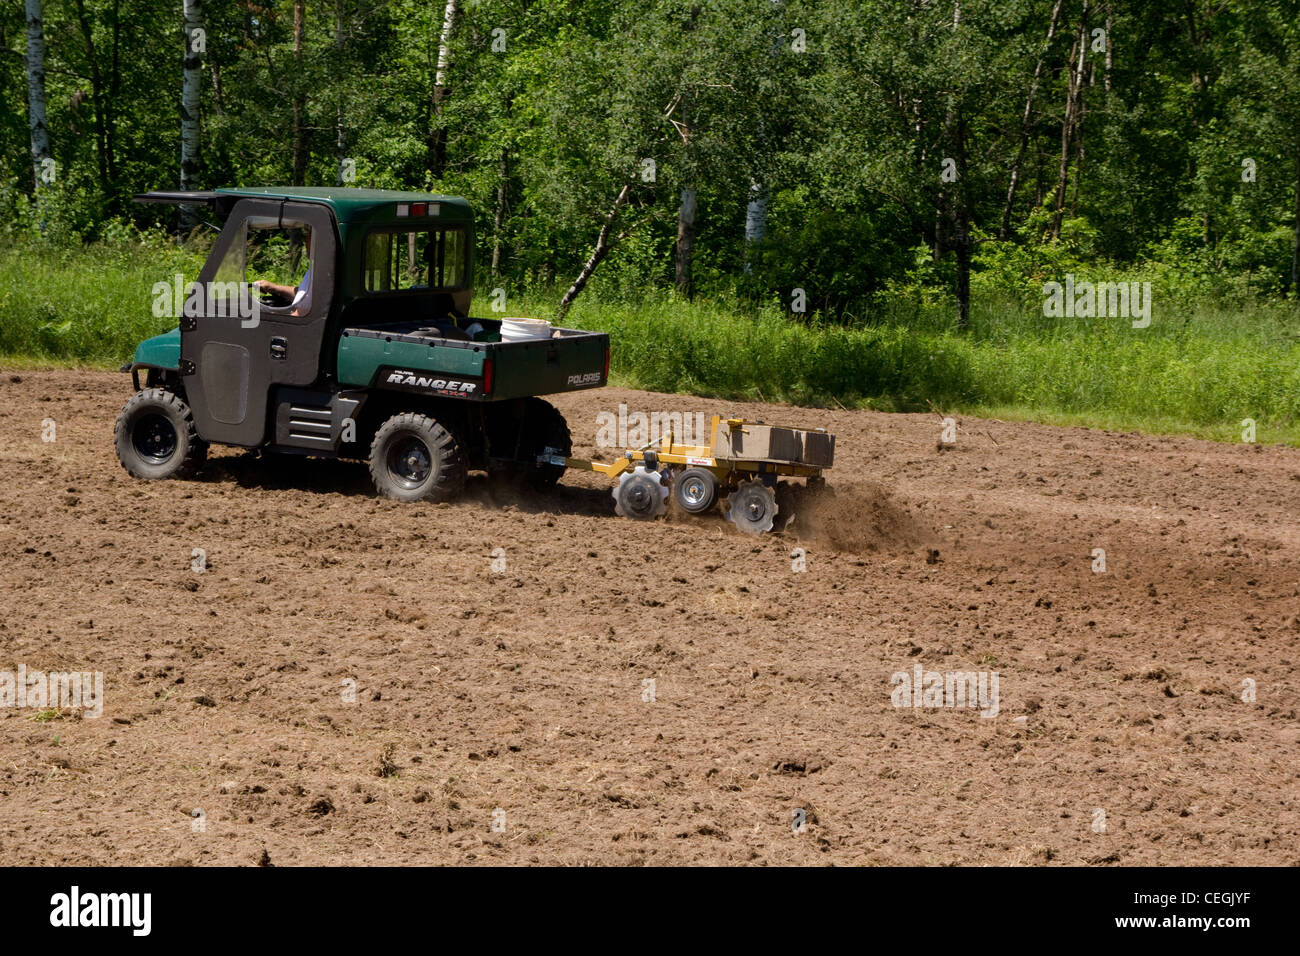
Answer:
[369, 412, 467, 503]
[114, 388, 207, 480]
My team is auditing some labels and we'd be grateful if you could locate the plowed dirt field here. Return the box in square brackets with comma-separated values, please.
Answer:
[1, 369, 1296, 865]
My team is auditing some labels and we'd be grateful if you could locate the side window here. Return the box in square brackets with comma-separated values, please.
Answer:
[442, 229, 465, 288]
[363, 231, 391, 292]
[206, 212, 318, 318]
[246, 218, 312, 290]
[213, 219, 247, 284]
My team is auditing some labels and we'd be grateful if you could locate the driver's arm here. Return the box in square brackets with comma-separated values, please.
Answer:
[253, 279, 296, 303]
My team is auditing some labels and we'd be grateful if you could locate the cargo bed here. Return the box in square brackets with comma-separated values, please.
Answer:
[336, 318, 609, 401]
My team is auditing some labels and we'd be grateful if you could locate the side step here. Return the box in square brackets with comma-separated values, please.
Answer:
[270, 387, 365, 453]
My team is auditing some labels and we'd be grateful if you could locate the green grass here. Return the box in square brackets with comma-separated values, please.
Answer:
[0, 236, 205, 362]
[3, 236, 1299, 444]
[521, 288, 1300, 444]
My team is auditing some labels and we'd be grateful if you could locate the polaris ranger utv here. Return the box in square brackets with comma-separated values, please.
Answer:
[117, 187, 608, 501]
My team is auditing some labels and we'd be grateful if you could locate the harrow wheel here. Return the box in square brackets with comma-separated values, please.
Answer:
[726, 479, 778, 535]
[673, 467, 719, 515]
[613, 465, 669, 520]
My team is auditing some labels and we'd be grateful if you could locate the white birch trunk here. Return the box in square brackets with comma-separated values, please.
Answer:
[436, 0, 458, 91]
[428, 0, 458, 178]
[743, 183, 766, 273]
[336, 0, 345, 183]
[25, 0, 51, 190]
[180, 0, 203, 228]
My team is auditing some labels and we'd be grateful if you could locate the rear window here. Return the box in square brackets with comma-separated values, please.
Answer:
[363, 228, 466, 293]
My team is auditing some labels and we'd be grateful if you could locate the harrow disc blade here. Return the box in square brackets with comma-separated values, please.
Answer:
[726, 479, 778, 535]
[613, 465, 669, 520]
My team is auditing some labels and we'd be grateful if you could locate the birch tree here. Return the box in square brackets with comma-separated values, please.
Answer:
[335, 0, 346, 184]
[25, 0, 51, 191]
[428, 0, 458, 180]
[180, 0, 203, 228]
[1051, 1, 1090, 239]
[1000, 0, 1065, 239]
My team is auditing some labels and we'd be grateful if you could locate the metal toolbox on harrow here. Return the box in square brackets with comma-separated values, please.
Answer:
[711, 421, 835, 468]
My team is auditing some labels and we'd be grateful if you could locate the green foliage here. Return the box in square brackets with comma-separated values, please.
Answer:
[0, 235, 205, 362]
[515, 280, 1300, 442]
[3, 231, 1298, 443]
[7, 0, 1300, 313]
[6, 0, 1300, 444]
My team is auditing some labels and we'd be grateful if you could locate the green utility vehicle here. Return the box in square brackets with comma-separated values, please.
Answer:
[117, 187, 609, 501]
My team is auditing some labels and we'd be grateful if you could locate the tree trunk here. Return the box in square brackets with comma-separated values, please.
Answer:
[1051, 2, 1089, 239]
[335, 0, 346, 184]
[107, 0, 121, 186]
[743, 183, 766, 274]
[557, 183, 634, 320]
[290, 0, 308, 186]
[939, 5, 971, 329]
[492, 148, 509, 275]
[428, 0, 458, 181]
[1034, 137, 1045, 207]
[665, 89, 696, 296]
[180, 0, 203, 229]
[954, 111, 971, 330]
[1290, 147, 1300, 298]
[1103, 7, 1112, 92]
[1000, 0, 1064, 239]
[24, 0, 51, 191]
[73, 0, 110, 188]
[1070, 91, 1086, 217]
[934, 3, 964, 265]
[675, 188, 697, 296]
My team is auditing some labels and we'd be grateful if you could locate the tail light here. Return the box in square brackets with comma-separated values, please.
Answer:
[482, 356, 494, 396]
[395, 203, 438, 217]
[603, 345, 610, 383]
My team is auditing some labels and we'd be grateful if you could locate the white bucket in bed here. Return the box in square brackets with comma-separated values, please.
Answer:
[500, 317, 553, 341]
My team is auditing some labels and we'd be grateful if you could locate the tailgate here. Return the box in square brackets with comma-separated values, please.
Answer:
[487, 329, 609, 400]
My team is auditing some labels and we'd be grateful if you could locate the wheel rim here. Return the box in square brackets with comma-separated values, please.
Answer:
[133, 413, 178, 464]
[387, 434, 433, 490]
[681, 476, 709, 507]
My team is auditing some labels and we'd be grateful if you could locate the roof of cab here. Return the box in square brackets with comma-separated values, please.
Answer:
[212, 187, 474, 223]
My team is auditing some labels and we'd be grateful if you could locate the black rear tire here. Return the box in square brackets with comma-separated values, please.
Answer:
[114, 388, 207, 480]
[369, 412, 467, 503]
[486, 398, 571, 491]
